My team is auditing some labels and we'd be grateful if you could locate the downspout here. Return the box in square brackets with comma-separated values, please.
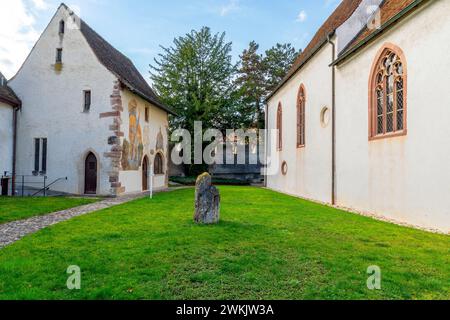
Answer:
[264, 103, 268, 187]
[12, 105, 19, 196]
[327, 34, 336, 206]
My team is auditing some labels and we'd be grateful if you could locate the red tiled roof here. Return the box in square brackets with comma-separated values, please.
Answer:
[336, 0, 427, 63]
[341, 0, 417, 55]
[268, 0, 363, 100]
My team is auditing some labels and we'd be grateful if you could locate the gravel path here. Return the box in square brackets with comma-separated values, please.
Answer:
[0, 192, 154, 249]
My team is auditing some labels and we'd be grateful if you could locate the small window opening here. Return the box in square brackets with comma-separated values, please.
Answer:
[145, 106, 149, 122]
[59, 20, 65, 34]
[56, 48, 63, 63]
[84, 90, 91, 112]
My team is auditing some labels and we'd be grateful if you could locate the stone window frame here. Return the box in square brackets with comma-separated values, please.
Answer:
[33, 138, 47, 176]
[56, 48, 63, 64]
[59, 20, 65, 35]
[83, 90, 92, 113]
[297, 84, 306, 148]
[369, 43, 407, 141]
[154, 152, 165, 175]
[277, 102, 283, 151]
[281, 161, 288, 176]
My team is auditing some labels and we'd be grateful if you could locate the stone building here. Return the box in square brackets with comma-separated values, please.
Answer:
[4, 4, 175, 196]
[266, 0, 450, 232]
[0, 72, 21, 195]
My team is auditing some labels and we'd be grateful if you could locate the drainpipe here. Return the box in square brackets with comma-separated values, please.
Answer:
[264, 103, 268, 187]
[12, 105, 19, 196]
[327, 34, 336, 206]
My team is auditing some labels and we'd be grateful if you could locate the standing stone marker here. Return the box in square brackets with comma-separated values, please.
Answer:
[194, 173, 220, 224]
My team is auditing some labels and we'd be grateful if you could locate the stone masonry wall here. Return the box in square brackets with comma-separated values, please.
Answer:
[100, 80, 125, 196]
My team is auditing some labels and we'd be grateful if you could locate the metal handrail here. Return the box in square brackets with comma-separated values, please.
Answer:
[31, 177, 68, 197]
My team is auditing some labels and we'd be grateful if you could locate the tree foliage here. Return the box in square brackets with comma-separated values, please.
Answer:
[150, 27, 236, 134]
[150, 28, 299, 174]
[234, 41, 266, 129]
[264, 43, 299, 93]
[233, 42, 300, 129]
[151, 28, 299, 133]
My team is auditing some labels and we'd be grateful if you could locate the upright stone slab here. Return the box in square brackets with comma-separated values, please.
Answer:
[194, 173, 220, 224]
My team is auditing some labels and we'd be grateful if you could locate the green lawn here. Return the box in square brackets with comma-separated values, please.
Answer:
[0, 187, 448, 300]
[0, 197, 98, 225]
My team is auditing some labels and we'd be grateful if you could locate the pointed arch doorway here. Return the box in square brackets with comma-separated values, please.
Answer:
[85, 152, 97, 194]
[142, 156, 149, 191]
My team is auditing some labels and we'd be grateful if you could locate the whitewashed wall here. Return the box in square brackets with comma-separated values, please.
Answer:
[119, 89, 169, 193]
[9, 6, 117, 195]
[267, 1, 450, 232]
[0, 102, 13, 175]
[267, 43, 333, 204]
[335, 0, 450, 232]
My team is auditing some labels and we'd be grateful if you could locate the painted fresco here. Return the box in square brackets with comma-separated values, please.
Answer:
[122, 100, 143, 170]
[156, 128, 164, 151]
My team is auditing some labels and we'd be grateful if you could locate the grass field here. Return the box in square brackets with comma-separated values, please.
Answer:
[0, 187, 448, 300]
[0, 197, 98, 225]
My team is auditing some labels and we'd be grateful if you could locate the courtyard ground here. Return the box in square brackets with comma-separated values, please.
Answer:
[0, 187, 448, 300]
[0, 197, 98, 225]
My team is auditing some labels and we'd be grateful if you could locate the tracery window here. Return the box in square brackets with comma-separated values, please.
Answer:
[154, 153, 164, 175]
[277, 103, 282, 151]
[370, 45, 407, 139]
[297, 85, 306, 147]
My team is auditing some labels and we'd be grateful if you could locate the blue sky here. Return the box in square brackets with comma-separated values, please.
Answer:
[0, 0, 342, 79]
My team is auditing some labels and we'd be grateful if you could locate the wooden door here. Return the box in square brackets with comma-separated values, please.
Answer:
[142, 156, 148, 191]
[85, 152, 97, 194]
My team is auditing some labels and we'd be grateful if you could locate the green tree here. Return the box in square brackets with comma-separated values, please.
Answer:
[150, 27, 236, 175]
[234, 42, 299, 129]
[150, 26, 236, 134]
[263, 43, 299, 93]
[234, 41, 267, 129]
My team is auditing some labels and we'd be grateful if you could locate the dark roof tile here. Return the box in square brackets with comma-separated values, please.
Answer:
[0, 80, 21, 107]
[78, 17, 175, 115]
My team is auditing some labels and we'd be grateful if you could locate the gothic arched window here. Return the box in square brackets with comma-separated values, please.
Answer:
[370, 44, 407, 139]
[277, 103, 283, 151]
[154, 153, 164, 175]
[297, 85, 306, 147]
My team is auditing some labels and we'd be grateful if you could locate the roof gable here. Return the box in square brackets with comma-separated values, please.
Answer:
[0, 72, 21, 107]
[61, 4, 175, 115]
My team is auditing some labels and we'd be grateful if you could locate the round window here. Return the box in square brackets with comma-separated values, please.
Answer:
[320, 107, 330, 127]
[281, 161, 288, 176]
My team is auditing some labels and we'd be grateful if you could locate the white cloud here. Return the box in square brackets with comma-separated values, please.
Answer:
[31, 0, 49, 10]
[220, 0, 240, 16]
[296, 10, 307, 23]
[0, 0, 50, 79]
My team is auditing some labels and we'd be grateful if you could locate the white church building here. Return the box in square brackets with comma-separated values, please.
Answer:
[266, 0, 450, 232]
[0, 73, 21, 195]
[1, 4, 174, 197]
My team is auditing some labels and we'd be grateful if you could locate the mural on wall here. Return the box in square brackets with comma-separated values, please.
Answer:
[121, 100, 144, 170]
[143, 125, 150, 146]
[156, 127, 164, 151]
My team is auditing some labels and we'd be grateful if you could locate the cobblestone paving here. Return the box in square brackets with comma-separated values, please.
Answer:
[0, 191, 157, 249]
